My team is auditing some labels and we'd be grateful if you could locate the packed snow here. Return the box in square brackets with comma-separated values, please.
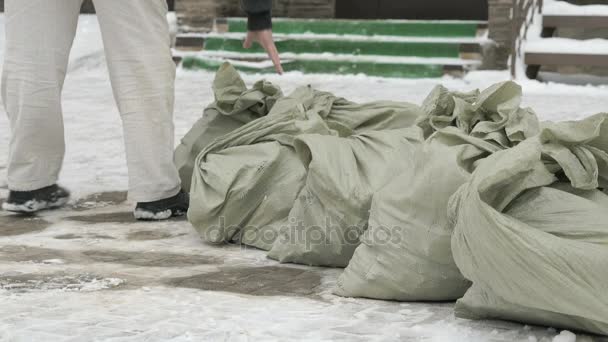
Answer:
[1, 15, 607, 342]
[544, 0, 608, 17]
[192, 50, 482, 66]
[526, 37, 608, 55]
[552, 331, 577, 342]
[201, 32, 490, 44]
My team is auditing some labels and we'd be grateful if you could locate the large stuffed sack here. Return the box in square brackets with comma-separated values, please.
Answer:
[450, 114, 608, 335]
[335, 135, 473, 300]
[188, 89, 334, 250]
[187, 63, 424, 251]
[183, 66, 608, 334]
[267, 127, 422, 267]
[174, 63, 283, 192]
[336, 81, 539, 301]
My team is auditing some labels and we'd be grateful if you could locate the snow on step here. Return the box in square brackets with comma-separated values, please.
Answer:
[187, 17, 487, 77]
[202, 32, 490, 45]
[195, 51, 481, 66]
[221, 17, 485, 38]
[544, 0, 608, 16]
[526, 38, 608, 55]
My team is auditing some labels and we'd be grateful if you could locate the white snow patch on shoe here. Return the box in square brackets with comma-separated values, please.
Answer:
[133, 208, 173, 221]
[2, 196, 69, 213]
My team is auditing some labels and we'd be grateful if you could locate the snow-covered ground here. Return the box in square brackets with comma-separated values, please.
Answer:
[0, 15, 607, 342]
[544, 0, 608, 16]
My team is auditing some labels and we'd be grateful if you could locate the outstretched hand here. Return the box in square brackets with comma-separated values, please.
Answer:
[243, 29, 284, 75]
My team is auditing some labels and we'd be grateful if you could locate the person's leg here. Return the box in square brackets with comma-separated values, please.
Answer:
[93, 0, 181, 203]
[2, 0, 82, 192]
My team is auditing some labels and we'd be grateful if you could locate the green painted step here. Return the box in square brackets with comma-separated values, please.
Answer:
[225, 18, 481, 38]
[204, 36, 469, 58]
[182, 56, 449, 78]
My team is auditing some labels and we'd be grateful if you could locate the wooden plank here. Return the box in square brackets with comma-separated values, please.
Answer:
[543, 15, 608, 29]
[525, 52, 608, 67]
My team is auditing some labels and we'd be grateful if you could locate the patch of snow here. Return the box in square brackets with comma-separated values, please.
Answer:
[1, 196, 70, 214]
[133, 208, 172, 221]
[167, 11, 178, 48]
[191, 50, 482, 66]
[66, 15, 107, 73]
[411, 322, 506, 342]
[77, 277, 125, 292]
[187, 55, 281, 70]
[0, 286, 546, 342]
[0, 274, 125, 293]
[552, 330, 577, 342]
[526, 38, 608, 55]
[544, 0, 608, 16]
[202, 32, 491, 44]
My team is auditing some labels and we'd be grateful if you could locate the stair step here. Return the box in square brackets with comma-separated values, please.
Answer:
[195, 51, 481, 66]
[525, 52, 608, 67]
[202, 34, 482, 59]
[175, 35, 205, 50]
[180, 52, 479, 78]
[526, 38, 608, 55]
[524, 36, 608, 79]
[544, 15, 608, 29]
[182, 18, 488, 78]
[219, 18, 486, 38]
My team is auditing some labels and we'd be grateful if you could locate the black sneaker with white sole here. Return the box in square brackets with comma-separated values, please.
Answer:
[134, 191, 189, 221]
[2, 184, 71, 214]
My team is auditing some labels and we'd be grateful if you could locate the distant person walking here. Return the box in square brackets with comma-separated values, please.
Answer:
[1, 0, 282, 219]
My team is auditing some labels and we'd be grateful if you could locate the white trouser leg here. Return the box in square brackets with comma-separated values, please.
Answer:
[93, 0, 181, 202]
[2, 0, 82, 191]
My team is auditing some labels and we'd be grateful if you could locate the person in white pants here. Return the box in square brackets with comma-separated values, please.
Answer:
[1, 0, 282, 220]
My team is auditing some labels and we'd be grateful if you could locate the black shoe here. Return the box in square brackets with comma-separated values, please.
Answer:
[2, 184, 70, 214]
[134, 191, 189, 221]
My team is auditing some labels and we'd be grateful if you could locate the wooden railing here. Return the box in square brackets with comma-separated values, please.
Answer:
[511, 0, 543, 78]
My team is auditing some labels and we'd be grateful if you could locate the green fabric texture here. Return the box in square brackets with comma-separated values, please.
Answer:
[178, 63, 608, 335]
